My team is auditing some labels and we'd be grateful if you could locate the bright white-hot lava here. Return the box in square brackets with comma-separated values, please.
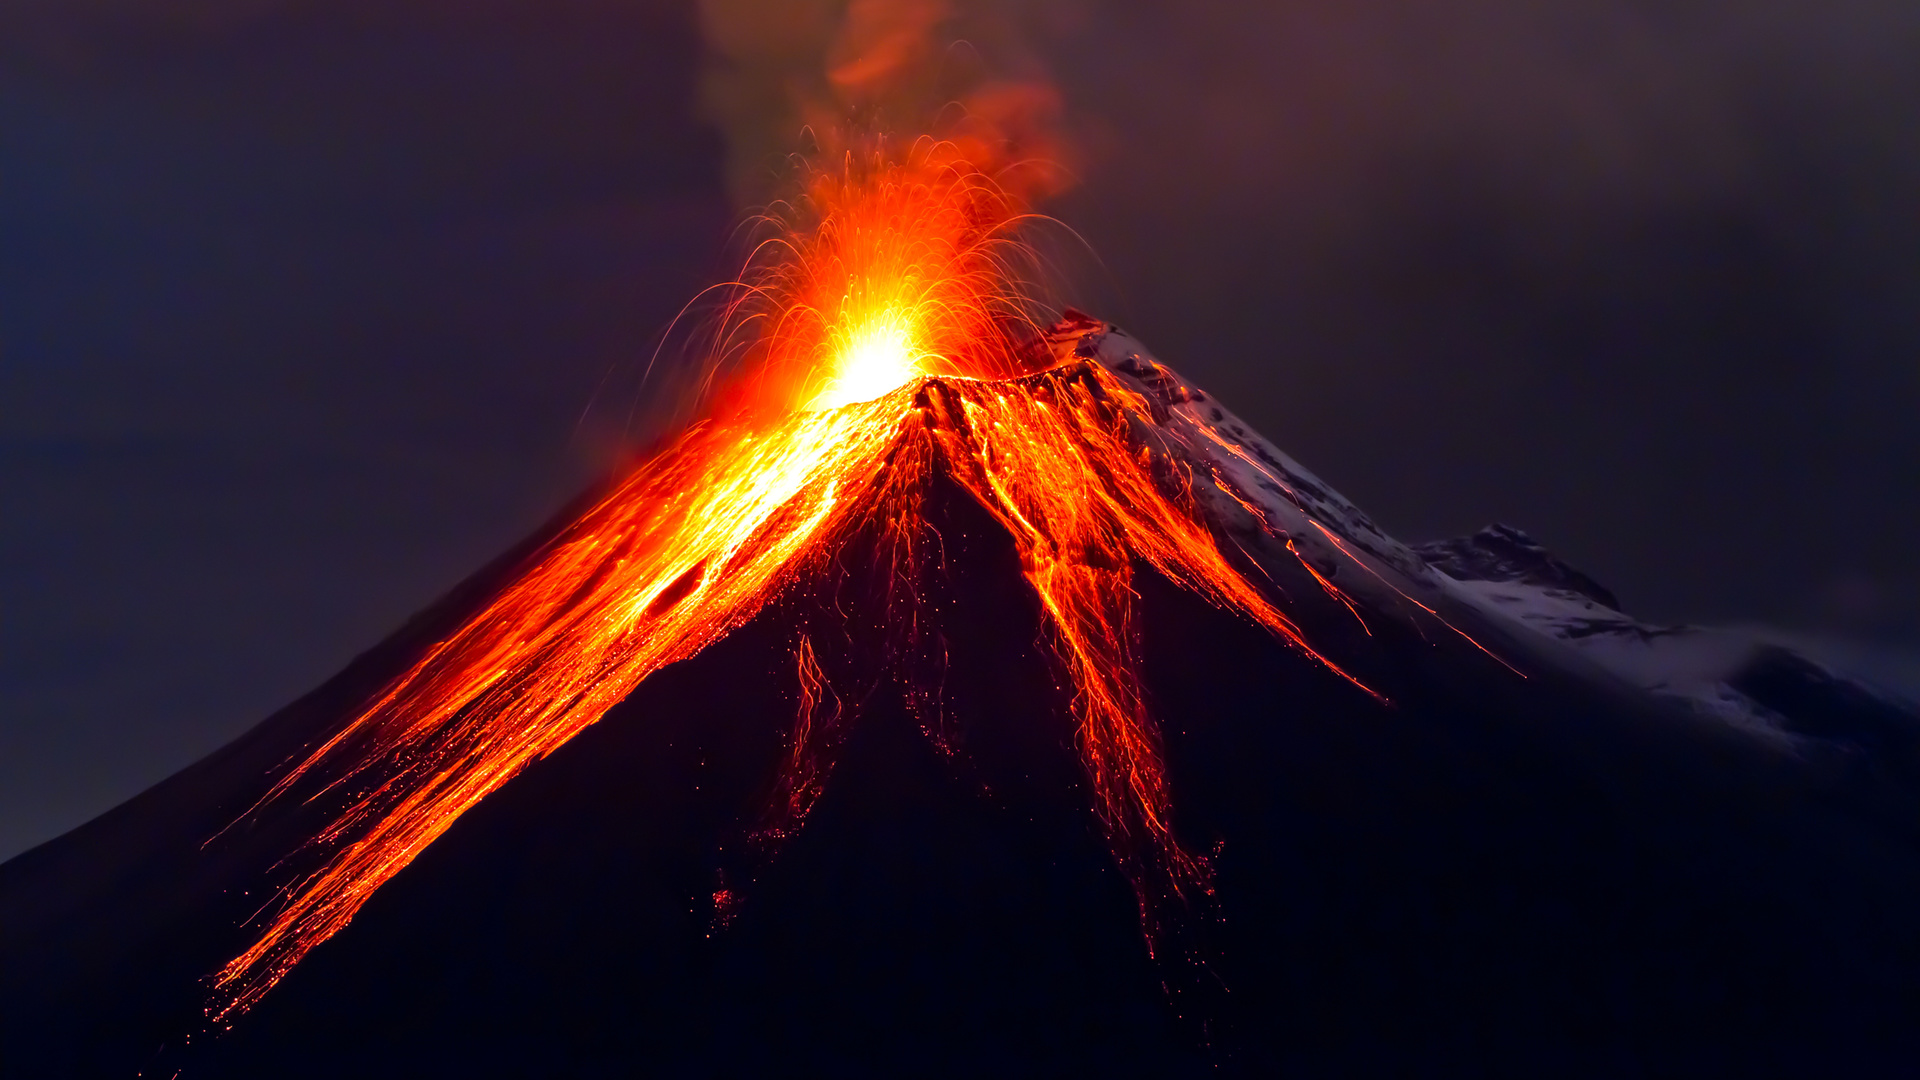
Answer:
[807, 306, 926, 410]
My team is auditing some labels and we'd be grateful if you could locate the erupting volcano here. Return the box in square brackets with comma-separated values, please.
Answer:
[9, 129, 1920, 1080]
[207, 142, 1393, 1019]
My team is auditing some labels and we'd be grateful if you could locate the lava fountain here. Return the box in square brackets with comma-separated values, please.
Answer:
[208, 141, 1375, 1022]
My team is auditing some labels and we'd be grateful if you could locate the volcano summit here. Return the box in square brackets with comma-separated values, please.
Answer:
[5, 314, 1920, 1077]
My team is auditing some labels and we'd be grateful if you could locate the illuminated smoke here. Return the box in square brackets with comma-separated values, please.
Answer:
[696, 0, 1072, 206]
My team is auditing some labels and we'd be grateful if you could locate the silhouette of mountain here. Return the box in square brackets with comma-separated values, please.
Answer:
[5, 323, 1918, 1077]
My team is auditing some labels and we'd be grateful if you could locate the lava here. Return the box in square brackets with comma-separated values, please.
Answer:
[208, 142, 1373, 1021]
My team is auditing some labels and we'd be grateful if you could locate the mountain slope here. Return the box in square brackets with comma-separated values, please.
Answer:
[5, 320, 1919, 1077]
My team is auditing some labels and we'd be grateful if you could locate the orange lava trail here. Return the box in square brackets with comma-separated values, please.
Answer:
[919, 369, 1375, 931]
[213, 395, 909, 1019]
[1303, 518, 1528, 678]
[1194, 421, 1520, 675]
[765, 634, 843, 843]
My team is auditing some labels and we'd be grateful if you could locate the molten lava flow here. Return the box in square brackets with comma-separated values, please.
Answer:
[209, 145, 1372, 1021]
[916, 367, 1375, 941]
[765, 634, 843, 843]
[212, 393, 907, 1018]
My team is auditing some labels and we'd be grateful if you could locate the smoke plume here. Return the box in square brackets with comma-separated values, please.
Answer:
[697, 0, 1073, 205]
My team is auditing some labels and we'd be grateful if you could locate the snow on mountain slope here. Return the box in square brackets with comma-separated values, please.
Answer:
[1416, 525, 1800, 744]
[1059, 316, 1919, 756]
[1051, 317, 1444, 613]
[1417, 524, 1920, 761]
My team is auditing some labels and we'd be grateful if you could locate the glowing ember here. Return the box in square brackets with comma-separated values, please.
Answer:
[206, 142, 1374, 1021]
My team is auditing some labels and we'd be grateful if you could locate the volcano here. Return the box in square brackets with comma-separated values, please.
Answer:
[6, 316, 1920, 1078]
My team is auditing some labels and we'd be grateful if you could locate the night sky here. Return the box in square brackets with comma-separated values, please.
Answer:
[3, 0, 1916, 860]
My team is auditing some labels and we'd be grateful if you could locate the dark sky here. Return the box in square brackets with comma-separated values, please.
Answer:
[2, 0, 1916, 860]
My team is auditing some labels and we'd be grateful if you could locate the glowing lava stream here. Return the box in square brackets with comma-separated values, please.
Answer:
[209, 152, 1373, 1021]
